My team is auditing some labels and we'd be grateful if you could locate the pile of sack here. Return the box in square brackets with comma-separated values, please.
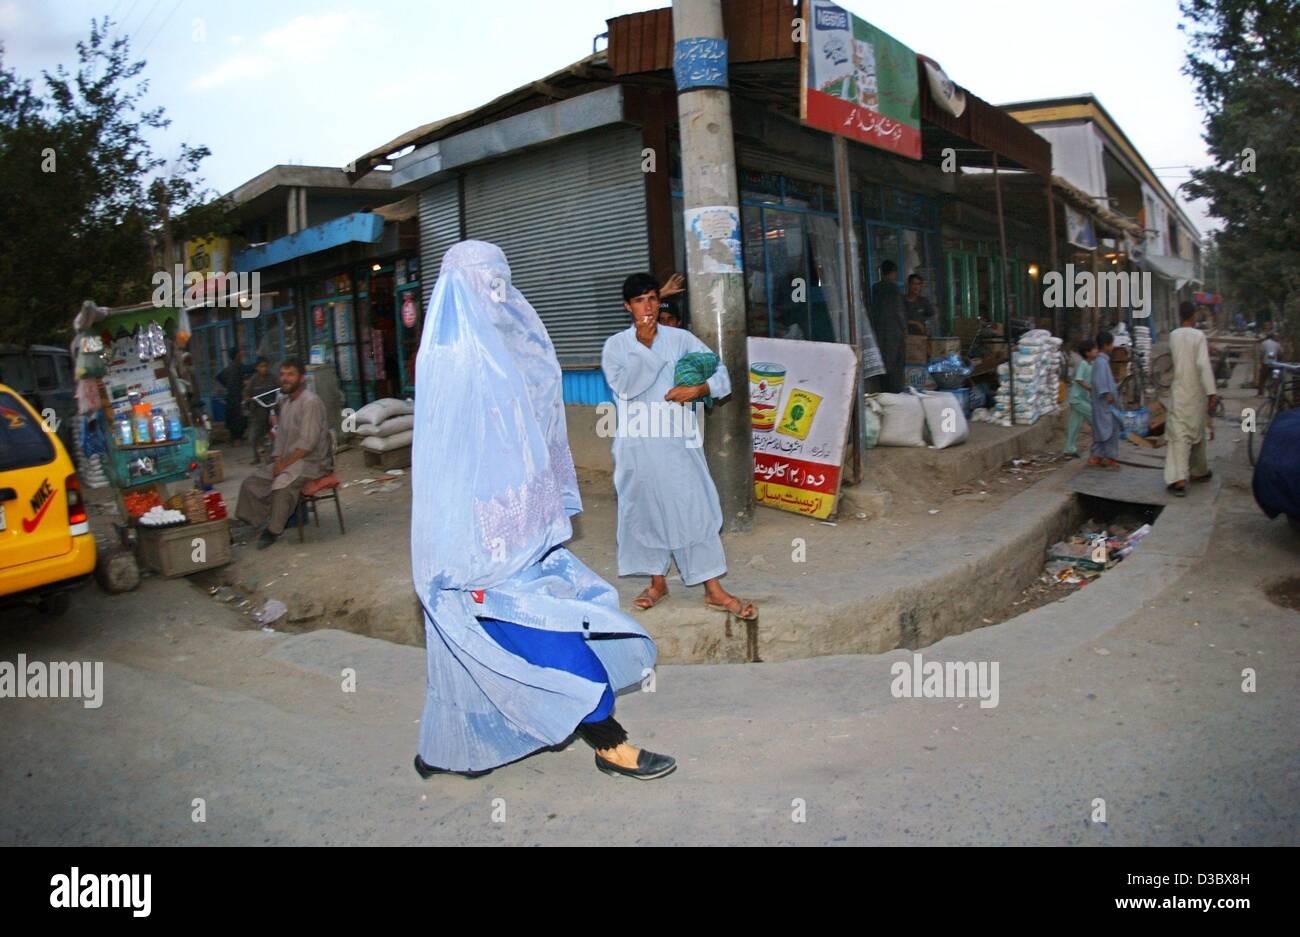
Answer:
[1133, 324, 1152, 376]
[864, 388, 969, 450]
[350, 398, 414, 454]
[990, 330, 1062, 426]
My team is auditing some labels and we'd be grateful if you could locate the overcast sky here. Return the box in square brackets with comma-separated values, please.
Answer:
[0, 0, 1217, 233]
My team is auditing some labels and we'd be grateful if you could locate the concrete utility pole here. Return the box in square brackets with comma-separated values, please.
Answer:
[672, 0, 752, 532]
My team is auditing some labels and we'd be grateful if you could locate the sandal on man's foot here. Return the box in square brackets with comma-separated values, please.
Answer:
[1166, 482, 1187, 498]
[1191, 470, 1213, 483]
[705, 595, 758, 620]
[632, 587, 667, 611]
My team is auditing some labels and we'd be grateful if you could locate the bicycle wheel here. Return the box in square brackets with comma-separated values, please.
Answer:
[1248, 395, 1275, 467]
[1152, 352, 1175, 390]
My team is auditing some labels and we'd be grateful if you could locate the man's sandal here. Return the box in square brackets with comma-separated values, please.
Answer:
[633, 588, 668, 611]
[705, 596, 758, 621]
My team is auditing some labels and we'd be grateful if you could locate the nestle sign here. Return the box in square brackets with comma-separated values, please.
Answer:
[815, 5, 849, 30]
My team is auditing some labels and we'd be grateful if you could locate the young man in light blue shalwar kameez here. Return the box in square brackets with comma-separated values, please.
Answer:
[601, 273, 757, 620]
[410, 242, 676, 782]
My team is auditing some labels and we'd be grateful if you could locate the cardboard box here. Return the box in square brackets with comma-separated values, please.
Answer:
[200, 450, 223, 485]
[137, 517, 231, 578]
[929, 337, 962, 358]
[905, 334, 930, 364]
[952, 319, 1003, 341]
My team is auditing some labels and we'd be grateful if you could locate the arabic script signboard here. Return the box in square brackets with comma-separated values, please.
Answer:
[800, 1, 922, 160]
[749, 337, 857, 520]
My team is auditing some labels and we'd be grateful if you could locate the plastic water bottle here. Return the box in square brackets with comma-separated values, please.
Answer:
[150, 407, 167, 442]
[166, 406, 183, 440]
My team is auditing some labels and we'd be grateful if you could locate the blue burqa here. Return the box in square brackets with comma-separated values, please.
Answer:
[411, 241, 656, 772]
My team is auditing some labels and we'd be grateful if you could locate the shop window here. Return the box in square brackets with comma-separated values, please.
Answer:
[739, 169, 782, 205]
[741, 205, 769, 336]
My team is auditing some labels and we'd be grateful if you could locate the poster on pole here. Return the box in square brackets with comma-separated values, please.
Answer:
[800, 1, 922, 160]
[749, 337, 857, 520]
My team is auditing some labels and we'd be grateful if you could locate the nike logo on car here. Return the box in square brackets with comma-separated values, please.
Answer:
[22, 490, 57, 533]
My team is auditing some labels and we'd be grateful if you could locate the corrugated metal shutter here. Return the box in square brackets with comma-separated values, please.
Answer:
[418, 180, 461, 312]
[463, 127, 650, 366]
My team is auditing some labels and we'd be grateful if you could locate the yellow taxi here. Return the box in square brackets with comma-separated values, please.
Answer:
[0, 381, 96, 614]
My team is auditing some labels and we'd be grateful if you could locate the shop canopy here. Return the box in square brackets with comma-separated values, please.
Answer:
[1140, 251, 1202, 290]
[101, 302, 181, 334]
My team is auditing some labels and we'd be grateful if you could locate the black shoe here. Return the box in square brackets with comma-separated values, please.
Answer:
[413, 753, 493, 780]
[594, 749, 677, 780]
[256, 529, 279, 549]
[1191, 470, 1213, 483]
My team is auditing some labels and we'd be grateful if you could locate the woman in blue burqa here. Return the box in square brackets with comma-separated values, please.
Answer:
[410, 240, 676, 781]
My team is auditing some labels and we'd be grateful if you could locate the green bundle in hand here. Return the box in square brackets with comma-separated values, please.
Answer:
[673, 352, 719, 410]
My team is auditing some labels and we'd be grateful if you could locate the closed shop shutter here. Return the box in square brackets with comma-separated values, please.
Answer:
[418, 180, 461, 312]
[462, 127, 650, 366]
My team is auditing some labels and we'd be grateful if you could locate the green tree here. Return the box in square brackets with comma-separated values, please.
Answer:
[0, 18, 229, 345]
[1180, 0, 1300, 335]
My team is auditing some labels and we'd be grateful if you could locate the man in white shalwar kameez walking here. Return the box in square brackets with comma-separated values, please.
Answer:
[601, 273, 757, 620]
[1164, 301, 1218, 497]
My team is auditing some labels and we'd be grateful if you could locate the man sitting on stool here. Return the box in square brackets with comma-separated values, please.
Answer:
[236, 358, 332, 549]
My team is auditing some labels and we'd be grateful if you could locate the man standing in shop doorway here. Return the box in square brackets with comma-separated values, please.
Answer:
[215, 347, 247, 443]
[903, 273, 938, 338]
[870, 260, 907, 392]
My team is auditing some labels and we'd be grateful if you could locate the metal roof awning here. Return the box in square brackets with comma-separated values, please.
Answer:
[346, 54, 613, 180]
[232, 212, 385, 272]
[605, 0, 1050, 179]
[1141, 251, 1201, 287]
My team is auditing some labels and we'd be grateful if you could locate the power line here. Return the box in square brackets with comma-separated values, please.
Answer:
[140, 0, 184, 57]
[116, 0, 143, 31]
[127, 0, 164, 50]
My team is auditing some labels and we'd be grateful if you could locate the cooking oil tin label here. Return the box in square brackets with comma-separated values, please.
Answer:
[777, 388, 822, 440]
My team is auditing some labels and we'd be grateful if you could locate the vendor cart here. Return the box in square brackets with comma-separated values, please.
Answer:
[78, 301, 233, 578]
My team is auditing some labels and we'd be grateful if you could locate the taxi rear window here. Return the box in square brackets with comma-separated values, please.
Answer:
[0, 391, 55, 471]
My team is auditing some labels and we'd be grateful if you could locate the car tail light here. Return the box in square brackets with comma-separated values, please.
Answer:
[66, 474, 89, 535]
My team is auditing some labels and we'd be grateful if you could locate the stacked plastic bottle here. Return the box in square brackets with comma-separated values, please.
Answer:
[1133, 325, 1153, 375]
[72, 415, 110, 489]
[990, 330, 1063, 426]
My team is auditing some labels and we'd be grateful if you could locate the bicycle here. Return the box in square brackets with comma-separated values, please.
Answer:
[1247, 360, 1300, 466]
[1150, 351, 1175, 390]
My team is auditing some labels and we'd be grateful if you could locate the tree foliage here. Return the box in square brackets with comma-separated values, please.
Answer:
[1180, 0, 1300, 332]
[0, 18, 231, 344]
